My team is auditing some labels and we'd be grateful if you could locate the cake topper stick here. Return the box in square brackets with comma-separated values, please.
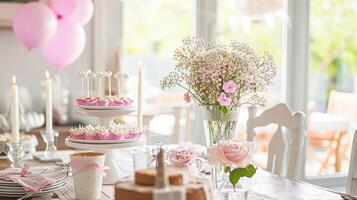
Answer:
[105, 71, 112, 97]
[98, 72, 101, 97]
[155, 148, 168, 189]
[88, 70, 95, 98]
[79, 71, 86, 98]
[97, 71, 106, 97]
[113, 72, 120, 98]
[86, 70, 91, 97]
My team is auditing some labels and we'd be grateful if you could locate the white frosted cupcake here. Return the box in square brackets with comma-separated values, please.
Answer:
[98, 127, 110, 140]
[68, 125, 85, 139]
[84, 124, 97, 140]
[109, 124, 125, 140]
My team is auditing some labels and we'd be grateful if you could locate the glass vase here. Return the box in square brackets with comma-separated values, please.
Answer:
[201, 106, 239, 189]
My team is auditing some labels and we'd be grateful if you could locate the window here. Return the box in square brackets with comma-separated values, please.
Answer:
[216, 0, 283, 107]
[122, 0, 193, 91]
[215, 0, 283, 167]
[307, 0, 357, 179]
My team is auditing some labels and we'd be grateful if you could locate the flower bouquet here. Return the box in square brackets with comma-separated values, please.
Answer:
[160, 37, 276, 188]
[161, 37, 276, 144]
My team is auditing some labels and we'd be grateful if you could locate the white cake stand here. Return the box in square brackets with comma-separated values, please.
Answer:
[73, 106, 137, 127]
[65, 137, 146, 184]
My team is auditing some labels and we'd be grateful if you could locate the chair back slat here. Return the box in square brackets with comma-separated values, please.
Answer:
[247, 103, 305, 180]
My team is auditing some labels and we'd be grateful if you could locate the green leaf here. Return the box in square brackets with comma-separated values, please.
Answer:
[244, 164, 257, 178]
[228, 165, 257, 189]
[224, 166, 231, 173]
[229, 168, 241, 189]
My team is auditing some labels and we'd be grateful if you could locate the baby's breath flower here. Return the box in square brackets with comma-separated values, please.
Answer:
[160, 37, 277, 109]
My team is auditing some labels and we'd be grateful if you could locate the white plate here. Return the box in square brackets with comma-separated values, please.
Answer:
[0, 178, 66, 190]
[68, 136, 143, 144]
[0, 180, 66, 193]
[76, 105, 136, 110]
[0, 181, 66, 196]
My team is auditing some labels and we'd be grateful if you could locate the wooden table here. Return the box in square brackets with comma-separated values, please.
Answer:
[0, 150, 344, 200]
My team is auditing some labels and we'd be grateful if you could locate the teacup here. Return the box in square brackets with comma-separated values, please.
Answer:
[168, 150, 204, 176]
[70, 152, 108, 200]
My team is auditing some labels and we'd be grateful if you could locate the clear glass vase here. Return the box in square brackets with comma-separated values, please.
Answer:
[201, 106, 239, 189]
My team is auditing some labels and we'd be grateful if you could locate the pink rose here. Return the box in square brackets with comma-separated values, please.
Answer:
[223, 81, 237, 93]
[183, 92, 191, 103]
[219, 140, 255, 167]
[217, 92, 232, 106]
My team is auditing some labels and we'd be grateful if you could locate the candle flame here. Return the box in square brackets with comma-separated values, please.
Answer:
[45, 70, 50, 79]
[12, 75, 16, 84]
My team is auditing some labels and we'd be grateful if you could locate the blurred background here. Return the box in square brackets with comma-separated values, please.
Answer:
[0, 0, 357, 191]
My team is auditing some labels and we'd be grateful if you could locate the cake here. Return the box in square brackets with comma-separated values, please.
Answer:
[134, 169, 186, 186]
[115, 148, 213, 200]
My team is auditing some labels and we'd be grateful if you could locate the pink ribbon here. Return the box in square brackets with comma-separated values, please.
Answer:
[70, 160, 109, 177]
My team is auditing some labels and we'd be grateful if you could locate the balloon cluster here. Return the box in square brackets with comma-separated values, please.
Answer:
[12, 0, 94, 70]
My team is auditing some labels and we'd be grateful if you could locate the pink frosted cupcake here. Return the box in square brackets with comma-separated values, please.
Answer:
[87, 98, 98, 106]
[98, 128, 110, 140]
[97, 98, 110, 106]
[76, 98, 92, 105]
[109, 132, 124, 140]
[84, 125, 97, 140]
[112, 99, 125, 106]
[68, 126, 85, 139]
[122, 98, 134, 106]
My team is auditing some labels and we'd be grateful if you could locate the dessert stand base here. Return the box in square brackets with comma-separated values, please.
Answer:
[65, 137, 146, 184]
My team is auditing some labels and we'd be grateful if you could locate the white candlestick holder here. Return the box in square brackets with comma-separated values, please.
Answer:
[7, 142, 24, 168]
[33, 130, 62, 162]
[41, 130, 58, 158]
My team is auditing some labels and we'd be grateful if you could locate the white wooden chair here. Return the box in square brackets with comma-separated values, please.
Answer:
[346, 130, 357, 196]
[247, 103, 305, 180]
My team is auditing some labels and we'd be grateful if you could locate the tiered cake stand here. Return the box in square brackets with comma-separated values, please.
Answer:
[65, 106, 146, 184]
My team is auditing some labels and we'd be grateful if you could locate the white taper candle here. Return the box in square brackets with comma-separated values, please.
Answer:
[45, 71, 53, 133]
[11, 75, 19, 143]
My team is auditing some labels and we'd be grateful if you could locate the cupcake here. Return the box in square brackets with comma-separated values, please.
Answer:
[109, 124, 125, 140]
[87, 98, 98, 106]
[97, 98, 110, 106]
[84, 124, 97, 140]
[127, 128, 142, 139]
[122, 98, 134, 106]
[98, 127, 110, 140]
[68, 125, 85, 139]
[76, 98, 92, 105]
[112, 99, 125, 106]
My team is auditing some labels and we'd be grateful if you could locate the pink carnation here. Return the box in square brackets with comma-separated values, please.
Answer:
[217, 92, 232, 106]
[223, 81, 237, 93]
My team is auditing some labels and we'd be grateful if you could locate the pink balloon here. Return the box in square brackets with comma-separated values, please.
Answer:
[41, 19, 86, 70]
[50, 0, 76, 18]
[68, 0, 94, 25]
[12, 2, 57, 50]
